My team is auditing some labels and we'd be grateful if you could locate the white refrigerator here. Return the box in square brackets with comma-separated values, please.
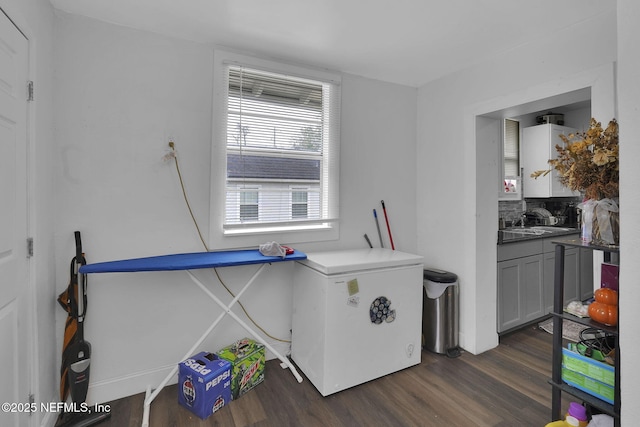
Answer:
[292, 248, 424, 396]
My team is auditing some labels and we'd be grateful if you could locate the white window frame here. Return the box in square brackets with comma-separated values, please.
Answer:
[210, 50, 341, 249]
[499, 118, 522, 200]
[503, 118, 520, 178]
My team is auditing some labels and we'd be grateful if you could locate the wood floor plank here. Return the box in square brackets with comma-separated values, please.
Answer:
[428, 358, 522, 424]
[403, 362, 507, 426]
[98, 327, 562, 426]
[459, 349, 551, 407]
[371, 367, 484, 426]
[227, 388, 267, 425]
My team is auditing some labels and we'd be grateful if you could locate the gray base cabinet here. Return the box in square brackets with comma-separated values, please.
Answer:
[497, 239, 545, 333]
[498, 233, 584, 334]
[543, 247, 580, 314]
[497, 254, 544, 333]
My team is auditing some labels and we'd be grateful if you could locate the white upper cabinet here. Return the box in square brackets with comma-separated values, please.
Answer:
[522, 124, 578, 198]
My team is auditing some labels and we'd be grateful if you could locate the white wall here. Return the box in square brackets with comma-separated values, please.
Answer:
[417, 2, 640, 424]
[52, 12, 418, 404]
[328, 73, 418, 254]
[0, 1, 57, 426]
[416, 7, 617, 354]
[617, 0, 640, 421]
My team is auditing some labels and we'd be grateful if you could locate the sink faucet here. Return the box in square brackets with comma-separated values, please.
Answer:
[515, 213, 527, 228]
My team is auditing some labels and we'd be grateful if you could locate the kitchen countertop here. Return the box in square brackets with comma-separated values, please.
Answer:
[497, 226, 580, 245]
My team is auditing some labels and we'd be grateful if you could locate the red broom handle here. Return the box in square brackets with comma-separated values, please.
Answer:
[381, 200, 395, 250]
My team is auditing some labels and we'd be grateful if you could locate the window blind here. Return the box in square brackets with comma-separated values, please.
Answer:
[504, 119, 520, 177]
[223, 65, 340, 232]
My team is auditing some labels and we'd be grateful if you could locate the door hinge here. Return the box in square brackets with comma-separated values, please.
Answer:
[27, 81, 34, 101]
[27, 237, 33, 257]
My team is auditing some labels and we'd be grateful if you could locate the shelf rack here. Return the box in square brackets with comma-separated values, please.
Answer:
[549, 238, 619, 426]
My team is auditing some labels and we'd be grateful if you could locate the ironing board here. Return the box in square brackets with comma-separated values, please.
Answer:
[79, 249, 306, 427]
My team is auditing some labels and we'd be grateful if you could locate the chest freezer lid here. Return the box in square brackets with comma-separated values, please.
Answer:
[297, 248, 423, 275]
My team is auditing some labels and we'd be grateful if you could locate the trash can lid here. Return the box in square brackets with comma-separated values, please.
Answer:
[423, 268, 457, 283]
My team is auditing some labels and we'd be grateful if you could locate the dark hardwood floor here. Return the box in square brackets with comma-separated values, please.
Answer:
[100, 325, 565, 426]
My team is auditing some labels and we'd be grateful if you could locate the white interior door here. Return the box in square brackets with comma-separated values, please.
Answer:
[0, 9, 30, 427]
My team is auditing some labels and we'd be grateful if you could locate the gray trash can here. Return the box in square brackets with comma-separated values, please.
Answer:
[422, 268, 460, 358]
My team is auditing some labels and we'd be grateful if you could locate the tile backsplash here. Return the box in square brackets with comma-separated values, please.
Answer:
[499, 197, 581, 227]
[498, 200, 528, 227]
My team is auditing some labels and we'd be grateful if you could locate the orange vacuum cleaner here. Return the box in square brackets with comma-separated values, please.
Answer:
[55, 231, 110, 427]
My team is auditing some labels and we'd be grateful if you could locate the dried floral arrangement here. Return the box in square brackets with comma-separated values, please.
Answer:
[531, 118, 619, 200]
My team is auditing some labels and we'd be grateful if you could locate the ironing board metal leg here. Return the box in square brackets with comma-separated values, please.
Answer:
[140, 306, 229, 427]
[139, 268, 248, 426]
[185, 267, 303, 383]
[140, 263, 298, 427]
[186, 264, 267, 312]
[142, 385, 151, 427]
[219, 301, 303, 383]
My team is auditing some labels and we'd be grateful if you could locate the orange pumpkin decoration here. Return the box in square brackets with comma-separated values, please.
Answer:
[588, 301, 618, 326]
[595, 288, 618, 306]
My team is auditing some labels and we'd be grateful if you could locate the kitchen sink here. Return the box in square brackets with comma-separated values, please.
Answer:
[530, 226, 575, 232]
[501, 227, 550, 235]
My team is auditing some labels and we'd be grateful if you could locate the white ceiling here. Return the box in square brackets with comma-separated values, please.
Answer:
[49, 0, 612, 87]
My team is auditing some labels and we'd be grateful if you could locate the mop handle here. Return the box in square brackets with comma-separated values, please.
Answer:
[381, 200, 395, 250]
[373, 209, 384, 248]
[364, 234, 373, 248]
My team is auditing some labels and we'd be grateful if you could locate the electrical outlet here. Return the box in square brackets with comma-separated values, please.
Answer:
[162, 131, 178, 162]
[161, 140, 177, 163]
[164, 130, 179, 148]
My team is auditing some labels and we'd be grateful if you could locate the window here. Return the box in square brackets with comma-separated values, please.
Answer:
[211, 51, 341, 246]
[502, 118, 520, 195]
[239, 188, 259, 222]
[503, 119, 520, 177]
[291, 188, 309, 219]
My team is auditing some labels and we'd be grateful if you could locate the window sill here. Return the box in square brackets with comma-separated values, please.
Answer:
[224, 222, 333, 236]
[210, 223, 339, 250]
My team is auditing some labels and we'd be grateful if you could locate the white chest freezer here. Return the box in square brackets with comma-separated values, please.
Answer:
[291, 248, 424, 396]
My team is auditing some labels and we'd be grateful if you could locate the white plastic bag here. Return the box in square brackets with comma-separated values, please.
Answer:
[595, 198, 619, 245]
[259, 241, 286, 259]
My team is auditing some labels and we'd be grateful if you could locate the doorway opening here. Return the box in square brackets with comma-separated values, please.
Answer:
[469, 66, 616, 354]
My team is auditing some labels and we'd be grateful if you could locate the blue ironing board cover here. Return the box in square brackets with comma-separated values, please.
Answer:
[79, 249, 307, 274]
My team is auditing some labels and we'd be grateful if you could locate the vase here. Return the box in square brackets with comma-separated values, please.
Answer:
[580, 198, 619, 246]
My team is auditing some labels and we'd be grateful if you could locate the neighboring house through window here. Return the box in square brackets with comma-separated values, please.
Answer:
[210, 51, 341, 247]
[239, 187, 259, 222]
[291, 188, 309, 219]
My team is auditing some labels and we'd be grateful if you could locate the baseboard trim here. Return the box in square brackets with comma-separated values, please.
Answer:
[87, 363, 177, 405]
[85, 341, 289, 405]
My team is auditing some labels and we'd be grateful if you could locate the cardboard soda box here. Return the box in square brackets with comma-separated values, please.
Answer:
[215, 338, 265, 399]
[178, 352, 231, 419]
